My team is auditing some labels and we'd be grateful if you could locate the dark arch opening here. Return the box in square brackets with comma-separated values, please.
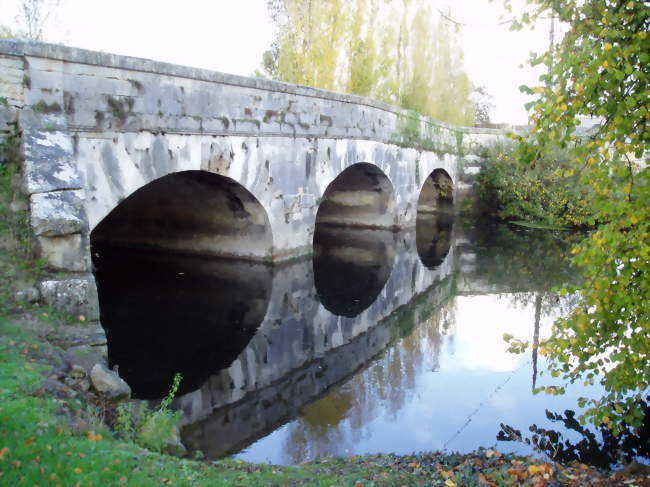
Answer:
[314, 163, 396, 230]
[417, 168, 454, 216]
[91, 170, 272, 261]
[90, 171, 273, 398]
[312, 164, 396, 317]
[416, 169, 454, 268]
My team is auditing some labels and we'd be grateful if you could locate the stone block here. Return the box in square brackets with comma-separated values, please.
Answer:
[20, 112, 82, 194]
[0, 79, 24, 105]
[26, 56, 63, 73]
[37, 233, 89, 272]
[28, 68, 63, 91]
[282, 111, 299, 125]
[279, 123, 297, 136]
[136, 113, 164, 132]
[176, 115, 202, 132]
[0, 54, 23, 71]
[19, 108, 67, 131]
[233, 119, 261, 133]
[39, 275, 100, 320]
[24, 89, 64, 109]
[260, 121, 281, 134]
[0, 68, 23, 91]
[31, 189, 86, 237]
[0, 105, 16, 132]
[63, 62, 127, 80]
[90, 363, 131, 402]
[68, 107, 98, 128]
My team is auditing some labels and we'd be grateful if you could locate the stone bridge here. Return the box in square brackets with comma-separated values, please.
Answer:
[0, 40, 505, 318]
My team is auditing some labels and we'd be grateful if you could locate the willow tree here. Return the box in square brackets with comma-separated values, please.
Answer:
[345, 0, 377, 97]
[268, 0, 348, 90]
[262, 0, 476, 125]
[402, 4, 475, 125]
[505, 0, 649, 433]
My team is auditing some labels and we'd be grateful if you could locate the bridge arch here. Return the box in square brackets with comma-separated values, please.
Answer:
[314, 162, 397, 230]
[90, 170, 273, 261]
[417, 168, 454, 215]
[415, 168, 454, 269]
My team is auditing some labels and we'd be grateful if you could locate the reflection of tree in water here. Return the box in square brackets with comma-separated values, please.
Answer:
[497, 396, 650, 469]
[282, 298, 457, 463]
[473, 224, 584, 391]
[469, 223, 584, 293]
[500, 291, 581, 390]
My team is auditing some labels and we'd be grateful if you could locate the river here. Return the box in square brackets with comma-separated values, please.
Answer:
[93, 218, 645, 467]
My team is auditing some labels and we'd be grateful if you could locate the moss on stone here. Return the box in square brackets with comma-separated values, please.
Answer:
[33, 100, 62, 114]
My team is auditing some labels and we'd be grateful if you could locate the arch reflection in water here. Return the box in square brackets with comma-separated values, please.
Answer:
[415, 213, 454, 269]
[313, 226, 397, 317]
[93, 248, 272, 398]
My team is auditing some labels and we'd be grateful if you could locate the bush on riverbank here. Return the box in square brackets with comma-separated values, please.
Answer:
[477, 140, 595, 229]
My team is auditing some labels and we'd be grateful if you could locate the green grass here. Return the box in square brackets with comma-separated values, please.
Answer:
[0, 317, 442, 486]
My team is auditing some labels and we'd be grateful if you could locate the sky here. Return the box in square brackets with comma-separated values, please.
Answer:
[0, 0, 560, 124]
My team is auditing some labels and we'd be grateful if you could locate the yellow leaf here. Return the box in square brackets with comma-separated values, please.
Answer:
[444, 479, 457, 487]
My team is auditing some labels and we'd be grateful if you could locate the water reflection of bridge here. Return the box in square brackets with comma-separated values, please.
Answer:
[174, 224, 456, 459]
[95, 216, 579, 460]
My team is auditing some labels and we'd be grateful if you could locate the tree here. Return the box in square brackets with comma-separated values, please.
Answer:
[0, 25, 21, 39]
[505, 0, 649, 434]
[473, 86, 495, 125]
[266, 0, 348, 91]
[261, 0, 477, 126]
[345, 0, 377, 98]
[18, 0, 59, 41]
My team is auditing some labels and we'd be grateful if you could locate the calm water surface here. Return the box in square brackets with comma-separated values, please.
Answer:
[94, 220, 620, 465]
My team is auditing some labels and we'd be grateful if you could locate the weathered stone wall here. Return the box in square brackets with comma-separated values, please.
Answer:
[0, 39, 506, 318]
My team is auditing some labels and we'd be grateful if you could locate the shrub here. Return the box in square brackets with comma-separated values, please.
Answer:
[477, 140, 595, 228]
[115, 373, 183, 453]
